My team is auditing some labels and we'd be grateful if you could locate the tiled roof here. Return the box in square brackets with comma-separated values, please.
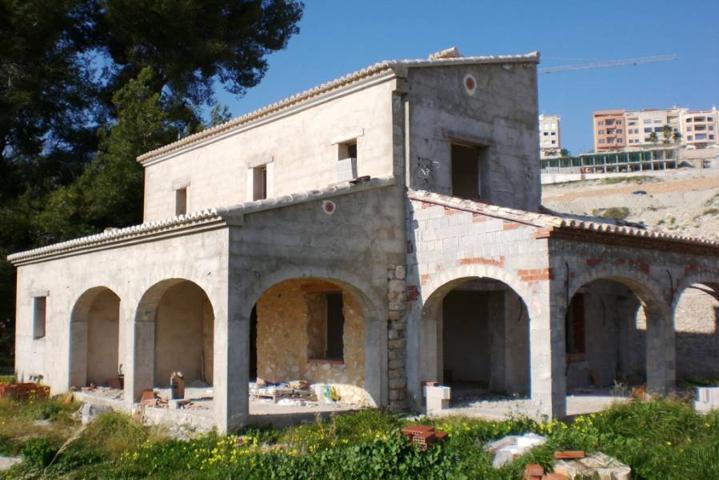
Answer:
[7, 176, 395, 266]
[137, 51, 539, 164]
[408, 190, 719, 249]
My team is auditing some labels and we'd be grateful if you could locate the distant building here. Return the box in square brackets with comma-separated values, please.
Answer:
[681, 108, 719, 149]
[539, 114, 561, 158]
[593, 110, 626, 152]
[594, 107, 719, 152]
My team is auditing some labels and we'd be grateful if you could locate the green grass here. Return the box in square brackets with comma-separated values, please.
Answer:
[2, 399, 719, 479]
[593, 207, 631, 221]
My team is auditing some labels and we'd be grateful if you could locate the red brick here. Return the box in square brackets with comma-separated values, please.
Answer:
[553, 450, 584, 460]
[459, 256, 505, 267]
[503, 221, 522, 231]
[420, 274, 430, 285]
[443, 206, 460, 215]
[586, 258, 602, 267]
[518, 268, 554, 282]
[405, 285, 419, 301]
[524, 463, 544, 479]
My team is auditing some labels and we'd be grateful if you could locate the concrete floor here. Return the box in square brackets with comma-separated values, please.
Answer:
[75, 386, 361, 430]
[435, 389, 631, 420]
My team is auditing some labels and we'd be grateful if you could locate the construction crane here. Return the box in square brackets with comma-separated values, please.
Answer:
[539, 54, 678, 74]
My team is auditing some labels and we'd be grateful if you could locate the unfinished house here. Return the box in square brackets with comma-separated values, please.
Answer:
[9, 48, 719, 432]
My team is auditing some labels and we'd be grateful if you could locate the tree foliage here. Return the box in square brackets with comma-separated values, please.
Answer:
[0, 0, 304, 367]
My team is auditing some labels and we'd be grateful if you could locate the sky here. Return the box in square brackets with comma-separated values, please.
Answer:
[216, 0, 719, 154]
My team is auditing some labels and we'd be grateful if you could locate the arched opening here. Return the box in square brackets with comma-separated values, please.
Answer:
[133, 279, 214, 402]
[565, 280, 648, 395]
[674, 282, 719, 384]
[421, 277, 531, 407]
[249, 278, 372, 412]
[69, 287, 121, 389]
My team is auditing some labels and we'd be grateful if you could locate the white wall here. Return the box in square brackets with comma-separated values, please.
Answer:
[142, 80, 397, 221]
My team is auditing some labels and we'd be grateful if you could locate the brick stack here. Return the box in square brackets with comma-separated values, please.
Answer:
[400, 424, 447, 451]
[0, 383, 50, 400]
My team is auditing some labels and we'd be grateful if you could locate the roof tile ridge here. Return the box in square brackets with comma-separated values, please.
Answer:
[8, 208, 221, 263]
[138, 60, 396, 163]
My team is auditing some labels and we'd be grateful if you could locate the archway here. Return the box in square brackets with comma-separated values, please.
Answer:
[421, 276, 531, 406]
[69, 287, 121, 388]
[673, 281, 719, 383]
[250, 277, 372, 408]
[565, 279, 648, 392]
[134, 279, 214, 400]
[564, 271, 673, 413]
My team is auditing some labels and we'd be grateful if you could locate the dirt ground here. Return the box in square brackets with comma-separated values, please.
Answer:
[543, 168, 719, 241]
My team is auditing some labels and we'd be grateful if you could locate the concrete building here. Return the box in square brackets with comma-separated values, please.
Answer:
[681, 108, 719, 149]
[597, 107, 719, 152]
[593, 110, 626, 152]
[539, 114, 562, 158]
[9, 48, 719, 433]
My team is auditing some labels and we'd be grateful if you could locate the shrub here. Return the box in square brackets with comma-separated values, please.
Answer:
[22, 437, 60, 467]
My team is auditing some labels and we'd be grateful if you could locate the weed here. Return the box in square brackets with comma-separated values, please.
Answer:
[592, 207, 630, 220]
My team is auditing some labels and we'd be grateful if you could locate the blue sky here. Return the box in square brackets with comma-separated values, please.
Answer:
[216, 0, 719, 154]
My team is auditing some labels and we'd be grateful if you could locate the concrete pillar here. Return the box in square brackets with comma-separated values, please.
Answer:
[213, 271, 249, 433]
[127, 315, 155, 403]
[505, 290, 530, 395]
[530, 284, 567, 419]
[646, 304, 675, 394]
[488, 291, 506, 392]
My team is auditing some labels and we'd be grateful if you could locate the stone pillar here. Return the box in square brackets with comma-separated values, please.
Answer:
[646, 304, 675, 394]
[213, 278, 249, 433]
[488, 291, 506, 392]
[530, 282, 567, 420]
[387, 265, 408, 410]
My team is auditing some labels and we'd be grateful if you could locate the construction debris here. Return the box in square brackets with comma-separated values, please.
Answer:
[400, 424, 448, 451]
[553, 452, 630, 480]
[0, 382, 49, 400]
[250, 380, 317, 404]
[695, 386, 719, 413]
[170, 372, 185, 400]
[485, 433, 547, 468]
[553, 450, 585, 460]
[523, 463, 544, 480]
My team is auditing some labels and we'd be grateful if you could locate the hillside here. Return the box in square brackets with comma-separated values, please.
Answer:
[543, 169, 719, 241]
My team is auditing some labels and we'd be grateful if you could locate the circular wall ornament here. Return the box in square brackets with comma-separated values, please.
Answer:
[322, 200, 336, 215]
[463, 74, 477, 96]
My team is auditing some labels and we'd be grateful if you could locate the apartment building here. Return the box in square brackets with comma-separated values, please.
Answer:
[681, 108, 719, 148]
[593, 110, 626, 152]
[539, 114, 562, 158]
[595, 107, 718, 152]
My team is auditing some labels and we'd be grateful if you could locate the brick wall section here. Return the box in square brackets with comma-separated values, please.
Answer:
[407, 199, 551, 292]
[387, 265, 408, 410]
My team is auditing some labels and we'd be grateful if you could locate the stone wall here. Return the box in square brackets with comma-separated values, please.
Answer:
[256, 280, 366, 399]
[387, 264, 407, 410]
[675, 287, 719, 380]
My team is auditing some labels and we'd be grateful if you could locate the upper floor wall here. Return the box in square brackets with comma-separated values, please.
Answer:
[407, 63, 541, 211]
[142, 78, 397, 221]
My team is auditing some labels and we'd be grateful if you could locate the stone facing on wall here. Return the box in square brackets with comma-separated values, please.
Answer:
[256, 280, 366, 402]
[387, 264, 408, 410]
